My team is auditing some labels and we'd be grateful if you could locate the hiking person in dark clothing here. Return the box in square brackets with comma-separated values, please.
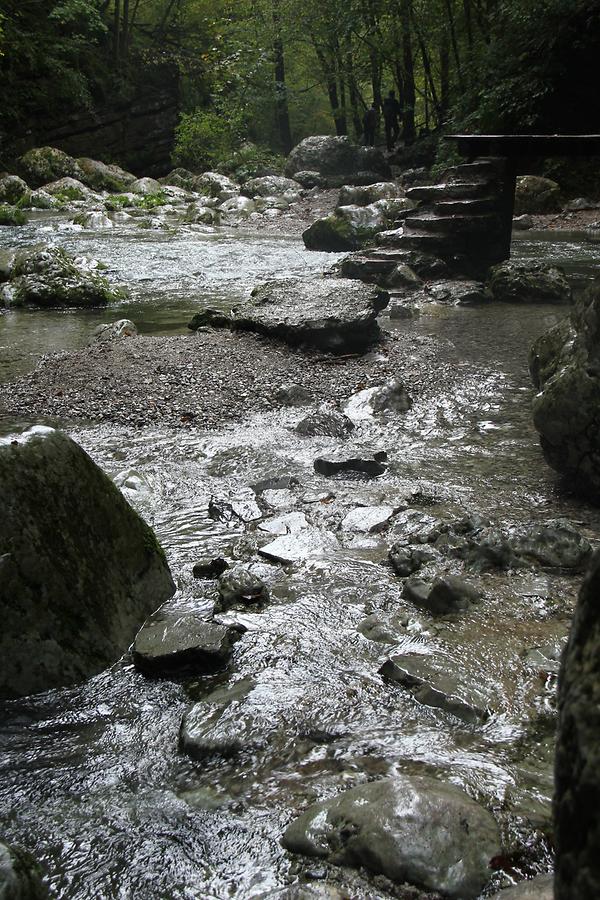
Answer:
[382, 89, 401, 152]
[363, 104, 377, 146]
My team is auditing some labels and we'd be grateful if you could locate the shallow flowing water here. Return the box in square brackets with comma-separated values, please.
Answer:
[1, 216, 600, 898]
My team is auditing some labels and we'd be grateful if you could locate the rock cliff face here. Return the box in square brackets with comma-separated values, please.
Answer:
[555, 550, 600, 900]
[0, 428, 175, 699]
[4, 67, 179, 176]
[530, 285, 600, 500]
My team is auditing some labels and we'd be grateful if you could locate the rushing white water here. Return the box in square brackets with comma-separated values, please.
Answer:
[1, 216, 599, 898]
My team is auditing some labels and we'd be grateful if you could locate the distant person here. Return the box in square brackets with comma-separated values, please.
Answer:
[363, 104, 377, 146]
[382, 89, 401, 152]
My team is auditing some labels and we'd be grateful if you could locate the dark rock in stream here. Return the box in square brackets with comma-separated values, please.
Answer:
[0, 841, 48, 899]
[188, 279, 389, 355]
[380, 654, 491, 724]
[133, 610, 242, 676]
[216, 566, 269, 611]
[402, 574, 481, 615]
[281, 776, 501, 898]
[389, 544, 436, 577]
[314, 450, 387, 478]
[192, 557, 229, 579]
[487, 261, 571, 305]
[295, 408, 354, 438]
[531, 284, 600, 502]
[0, 428, 175, 700]
[555, 550, 600, 899]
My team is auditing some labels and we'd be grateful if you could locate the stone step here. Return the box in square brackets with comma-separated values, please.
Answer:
[406, 182, 492, 203]
[403, 212, 501, 235]
[443, 158, 505, 183]
[340, 253, 398, 281]
[432, 198, 497, 216]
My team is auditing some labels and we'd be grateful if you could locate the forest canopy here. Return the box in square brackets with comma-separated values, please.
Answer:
[1, 0, 599, 170]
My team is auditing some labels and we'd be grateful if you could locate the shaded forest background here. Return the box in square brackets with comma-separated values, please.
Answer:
[1, 0, 600, 179]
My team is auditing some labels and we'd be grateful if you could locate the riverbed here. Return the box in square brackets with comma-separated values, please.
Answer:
[1, 214, 599, 899]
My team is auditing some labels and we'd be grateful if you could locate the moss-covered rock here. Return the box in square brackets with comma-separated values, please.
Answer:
[1, 245, 127, 308]
[76, 157, 136, 192]
[0, 174, 30, 206]
[531, 284, 600, 500]
[303, 206, 383, 252]
[0, 428, 176, 699]
[42, 177, 92, 202]
[0, 841, 48, 899]
[487, 261, 571, 304]
[0, 205, 27, 226]
[18, 146, 83, 188]
[515, 175, 561, 214]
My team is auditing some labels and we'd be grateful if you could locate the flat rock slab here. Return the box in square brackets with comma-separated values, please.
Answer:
[282, 775, 501, 898]
[341, 506, 396, 533]
[188, 279, 389, 354]
[258, 529, 339, 564]
[380, 653, 491, 724]
[133, 612, 241, 675]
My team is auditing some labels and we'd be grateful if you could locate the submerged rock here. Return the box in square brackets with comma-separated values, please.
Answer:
[0, 429, 175, 699]
[401, 574, 481, 615]
[192, 557, 229, 579]
[180, 677, 261, 758]
[295, 408, 354, 438]
[133, 609, 241, 675]
[341, 505, 395, 533]
[1, 245, 125, 308]
[380, 653, 491, 723]
[281, 776, 500, 898]
[487, 261, 571, 304]
[258, 528, 338, 565]
[389, 544, 435, 576]
[188, 279, 389, 354]
[216, 566, 269, 610]
[531, 284, 600, 500]
[555, 550, 600, 900]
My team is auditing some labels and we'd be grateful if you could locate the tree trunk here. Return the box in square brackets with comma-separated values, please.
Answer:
[443, 0, 463, 90]
[400, 0, 416, 144]
[272, 0, 293, 153]
[113, 0, 121, 62]
[439, 32, 450, 121]
[122, 0, 130, 59]
[314, 42, 345, 135]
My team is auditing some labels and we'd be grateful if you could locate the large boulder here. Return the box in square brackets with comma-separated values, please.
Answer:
[303, 205, 385, 252]
[76, 157, 136, 192]
[0, 245, 125, 308]
[0, 841, 48, 899]
[282, 776, 501, 899]
[555, 550, 600, 899]
[188, 278, 389, 354]
[487, 261, 571, 304]
[0, 174, 30, 206]
[515, 175, 561, 215]
[193, 171, 239, 200]
[241, 175, 301, 197]
[531, 285, 600, 500]
[285, 136, 391, 186]
[0, 428, 176, 699]
[18, 146, 83, 187]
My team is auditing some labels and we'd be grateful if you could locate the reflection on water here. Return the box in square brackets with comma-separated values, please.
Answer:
[0, 219, 599, 898]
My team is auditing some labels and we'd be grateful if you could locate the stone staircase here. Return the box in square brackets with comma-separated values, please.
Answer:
[340, 157, 513, 287]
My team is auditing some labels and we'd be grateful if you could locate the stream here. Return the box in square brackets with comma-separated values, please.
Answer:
[1, 214, 600, 899]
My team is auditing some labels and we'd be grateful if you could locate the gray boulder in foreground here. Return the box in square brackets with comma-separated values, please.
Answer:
[284, 135, 391, 185]
[133, 610, 241, 676]
[188, 279, 389, 354]
[0, 841, 48, 899]
[0, 429, 175, 699]
[555, 550, 600, 899]
[282, 776, 501, 899]
[531, 285, 600, 501]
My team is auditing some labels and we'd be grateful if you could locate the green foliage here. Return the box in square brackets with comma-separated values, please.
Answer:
[218, 144, 286, 181]
[0, 206, 27, 226]
[173, 108, 240, 171]
[53, 186, 86, 202]
[104, 191, 167, 211]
